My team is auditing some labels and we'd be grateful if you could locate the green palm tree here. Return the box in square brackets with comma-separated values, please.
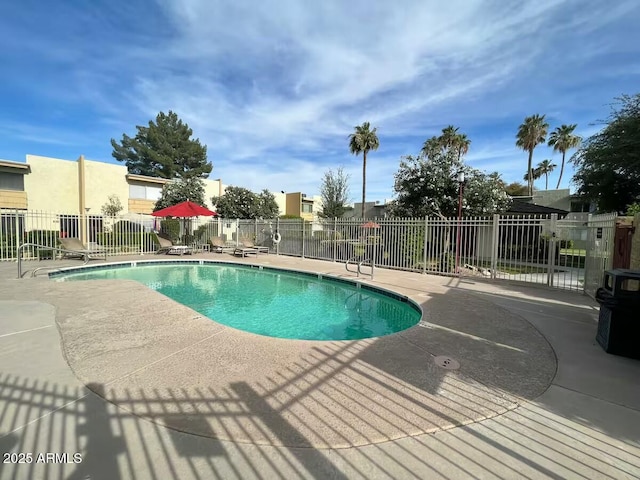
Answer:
[456, 133, 471, 162]
[349, 122, 380, 218]
[440, 125, 460, 151]
[421, 127, 471, 162]
[516, 114, 549, 196]
[548, 124, 581, 189]
[523, 167, 542, 189]
[421, 136, 441, 159]
[536, 159, 557, 190]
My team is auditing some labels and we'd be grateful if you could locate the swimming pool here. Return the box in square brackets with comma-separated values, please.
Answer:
[54, 262, 421, 341]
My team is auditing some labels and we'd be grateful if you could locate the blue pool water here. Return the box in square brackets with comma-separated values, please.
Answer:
[56, 263, 421, 340]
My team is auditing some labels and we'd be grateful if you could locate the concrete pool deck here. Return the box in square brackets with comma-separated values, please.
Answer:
[0, 254, 639, 479]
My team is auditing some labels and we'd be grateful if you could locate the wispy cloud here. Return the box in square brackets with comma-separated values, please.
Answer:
[1, 0, 638, 199]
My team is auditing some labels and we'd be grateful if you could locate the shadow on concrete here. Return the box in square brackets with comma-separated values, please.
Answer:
[1, 259, 639, 478]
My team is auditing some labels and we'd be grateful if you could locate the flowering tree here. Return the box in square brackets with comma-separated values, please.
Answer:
[211, 186, 279, 218]
[387, 153, 511, 218]
[154, 177, 206, 211]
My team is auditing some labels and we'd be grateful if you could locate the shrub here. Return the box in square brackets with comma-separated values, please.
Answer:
[160, 219, 181, 243]
[313, 230, 344, 241]
[112, 220, 143, 234]
[24, 230, 60, 247]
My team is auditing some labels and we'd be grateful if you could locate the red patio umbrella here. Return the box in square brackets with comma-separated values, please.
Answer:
[360, 221, 380, 229]
[152, 201, 217, 244]
[151, 201, 217, 218]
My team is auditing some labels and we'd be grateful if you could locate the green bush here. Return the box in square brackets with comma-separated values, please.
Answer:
[111, 220, 143, 233]
[558, 239, 574, 249]
[313, 230, 344, 241]
[37, 249, 55, 260]
[182, 234, 195, 245]
[24, 230, 60, 247]
[160, 219, 181, 243]
[97, 232, 157, 248]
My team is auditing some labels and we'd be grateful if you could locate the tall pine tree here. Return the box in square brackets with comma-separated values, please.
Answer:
[111, 111, 212, 179]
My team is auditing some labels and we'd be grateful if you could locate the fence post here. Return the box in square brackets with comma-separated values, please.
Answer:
[422, 217, 428, 274]
[14, 209, 21, 257]
[235, 219, 239, 246]
[276, 217, 280, 255]
[583, 213, 592, 294]
[255, 218, 258, 242]
[333, 217, 338, 262]
[490, 214, 499, 280]
[546, 214, 558, 286]
[301, 219, 305, 259]
[140, 214, 144, 255]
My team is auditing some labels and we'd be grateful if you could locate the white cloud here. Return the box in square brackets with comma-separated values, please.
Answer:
[2, 0, 637, 200]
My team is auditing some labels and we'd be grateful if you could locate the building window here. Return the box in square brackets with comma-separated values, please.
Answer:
[129, 184, 163, 200]
[302, 203, 313, 213]
[0, 172, 25, 191]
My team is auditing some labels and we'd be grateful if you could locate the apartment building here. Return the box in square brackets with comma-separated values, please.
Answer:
[0, 154, 226, 242]
[279, 192, 320, 221]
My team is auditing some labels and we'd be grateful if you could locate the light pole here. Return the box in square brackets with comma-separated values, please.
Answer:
[84, 207, 91, 246]
[455, 172, 465, 275]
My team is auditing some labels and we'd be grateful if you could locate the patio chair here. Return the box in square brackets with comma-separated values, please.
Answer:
[154, 234, 192, 256]
[59, 237, 107, 260]
[233, 246, 259, 257]
[210, 236, 235, 254]
[239, 238, 269, 254]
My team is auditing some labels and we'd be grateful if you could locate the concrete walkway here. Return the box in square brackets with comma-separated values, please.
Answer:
[0, 254, 639, 479]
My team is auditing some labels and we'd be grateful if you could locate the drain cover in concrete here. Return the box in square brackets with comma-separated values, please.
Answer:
[434, 355, 460, 370]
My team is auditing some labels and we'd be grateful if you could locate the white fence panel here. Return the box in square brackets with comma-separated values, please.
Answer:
[2, 208, 618, 295]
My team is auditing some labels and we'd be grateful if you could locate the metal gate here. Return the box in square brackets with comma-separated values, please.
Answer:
[584, 213, 617, 297]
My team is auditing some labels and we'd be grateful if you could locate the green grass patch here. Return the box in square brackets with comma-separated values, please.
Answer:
[559, 248, 586, 256]
[474, 260, 563, 275]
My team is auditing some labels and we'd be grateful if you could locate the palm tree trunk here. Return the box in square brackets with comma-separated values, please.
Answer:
[361, 150, 367, 218]
[527, 149, 533, 195]
[556, 151, 565, 189]
[545, 173, 548, 190]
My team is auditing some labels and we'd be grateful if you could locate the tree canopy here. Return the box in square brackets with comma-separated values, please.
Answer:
[505, 182, 529, 197]
[154, 177, 206, 211]
[388, 128, 510, 217]
[349, 122, 379, 218]
[101, 194, 123, 216]
[536, 159, 556, 190]
[319, 167, 351, 218]
[548, 124, 581, 189]
[388, 153, 511, 218]
[516, 114, 549, 195]
[572, 94, 640, 213]
[211, 187, 279, 219]
[111, 111, 212, 179]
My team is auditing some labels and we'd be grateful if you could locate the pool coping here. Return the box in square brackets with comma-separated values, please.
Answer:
[49, 258, 424, 318]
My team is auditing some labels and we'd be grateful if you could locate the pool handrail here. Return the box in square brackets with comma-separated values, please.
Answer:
[346, 255, 374, 279]
[16, 242, 106, 278]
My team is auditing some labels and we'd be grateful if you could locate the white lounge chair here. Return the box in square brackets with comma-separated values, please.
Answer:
[59, 238, 107, 260]
[155, 234, 192, 256]
[210, 236, 235, 254]
[239, 238, 269, 254]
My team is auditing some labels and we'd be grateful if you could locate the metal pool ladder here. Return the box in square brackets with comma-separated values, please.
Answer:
[346, 256, 374, 279]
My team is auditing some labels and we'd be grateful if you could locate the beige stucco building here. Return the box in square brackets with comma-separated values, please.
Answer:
[0, 154, 324, 245]
[1, 154, 225, 214]
[0, 154, 227, 243]
[274, 192, 321, 221]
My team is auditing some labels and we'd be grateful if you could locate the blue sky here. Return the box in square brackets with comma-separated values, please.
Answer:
[1, 0, 639, 202]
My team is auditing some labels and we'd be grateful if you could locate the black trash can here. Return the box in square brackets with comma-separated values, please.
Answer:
[595, 269, 640, 359]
